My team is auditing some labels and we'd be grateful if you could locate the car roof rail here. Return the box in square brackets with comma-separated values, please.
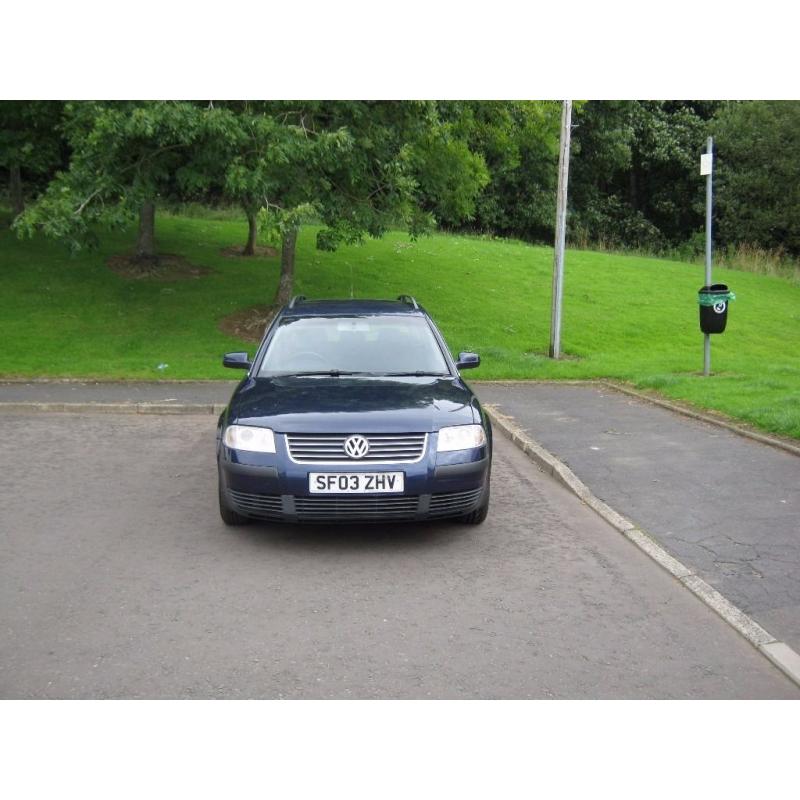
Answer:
[288, 295, 306, 308]
[397, 294, 419, 309]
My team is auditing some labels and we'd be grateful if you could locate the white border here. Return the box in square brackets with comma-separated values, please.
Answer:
[1, 701, 797, 799]
[2, 2, 798, 99]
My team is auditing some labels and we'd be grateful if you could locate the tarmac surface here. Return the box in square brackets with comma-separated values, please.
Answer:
[0, 380, 239, 406]
[0, 410, 796, 698]
[477, 382, 800, 655]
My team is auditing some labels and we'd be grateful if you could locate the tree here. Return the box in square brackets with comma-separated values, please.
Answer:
[569, 101, 720, 250]
[17, 101, 487, 300]
[15, 101, 209, 265]
[203, 101, 488, 305]
[296, 101, 488, 304]
[0, 101, 65, 222]
[434, 101, 561, 241]
[410, 115, 490, 229]
[196, 104, 354, 262]
[712, 101, 800, 254]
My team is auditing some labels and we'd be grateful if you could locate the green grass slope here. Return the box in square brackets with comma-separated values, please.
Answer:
[1, 212, 799, 438]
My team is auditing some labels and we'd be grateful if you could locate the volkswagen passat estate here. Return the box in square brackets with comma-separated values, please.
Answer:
[216, 296, 491, 526]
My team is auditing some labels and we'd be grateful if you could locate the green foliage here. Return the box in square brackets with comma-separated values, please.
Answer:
[411, 125, 489, 224]
[428, 101, 722, 251]
[435, 101, 562, 239]
[2, 213, 800, 439]
[0, 101, 66, 219]
[11, 99, 800, 263]
[194, 105, 357, 248]
[291, 101, 443, 245]
[569, 101, 719, 250]
[214, 100, 487, 252]
[13, 101, 487, 263]
[712, 101, 800, 254]
[0, 101, 64, 179]
[13, 101, 210, 252]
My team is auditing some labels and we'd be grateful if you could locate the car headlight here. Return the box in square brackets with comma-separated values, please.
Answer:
[437, 424, 486, 452]
[223, 425, 276, 453]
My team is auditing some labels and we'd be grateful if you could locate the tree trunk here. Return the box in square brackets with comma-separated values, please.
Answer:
[135, 200, 157, 262]
[243, 209, 258, 256]
[275, 227, 298, 306]
[9, 164, 24, 219]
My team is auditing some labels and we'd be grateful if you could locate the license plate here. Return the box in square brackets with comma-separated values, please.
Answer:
[309, 472, 405, 494]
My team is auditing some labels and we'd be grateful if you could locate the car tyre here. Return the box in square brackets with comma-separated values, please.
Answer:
[218, 472, 249, 526]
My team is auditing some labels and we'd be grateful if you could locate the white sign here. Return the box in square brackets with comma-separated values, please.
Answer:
[700, 153, 713, 176]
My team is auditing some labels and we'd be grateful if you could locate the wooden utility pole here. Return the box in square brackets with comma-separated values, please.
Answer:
[549, 100, 572, 359]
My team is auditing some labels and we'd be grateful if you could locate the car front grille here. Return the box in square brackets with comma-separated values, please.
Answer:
[285, 433, 427, 464]
[294, 495, 420, 521]
[225, 487, 483, 522]
[227, 489, 283, 519]
[428, 487, 484, 517]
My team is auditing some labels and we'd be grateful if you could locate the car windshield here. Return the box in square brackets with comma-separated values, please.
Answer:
[258, 315, 450, 377]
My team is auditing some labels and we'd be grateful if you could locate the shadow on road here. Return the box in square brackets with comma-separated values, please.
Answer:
[225, 517, 471, 554]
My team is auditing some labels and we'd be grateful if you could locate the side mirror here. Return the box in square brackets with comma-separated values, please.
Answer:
[456, 351, 480, 370]
[223, 352, 251, 370]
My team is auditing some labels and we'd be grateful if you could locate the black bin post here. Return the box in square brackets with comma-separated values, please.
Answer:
[698, 283, 732, 335]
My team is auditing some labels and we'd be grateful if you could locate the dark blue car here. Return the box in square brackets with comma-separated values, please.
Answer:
[216, 296, 491, 526]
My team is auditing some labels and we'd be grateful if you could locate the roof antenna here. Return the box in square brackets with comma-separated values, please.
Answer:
[350, 262, 354, 299]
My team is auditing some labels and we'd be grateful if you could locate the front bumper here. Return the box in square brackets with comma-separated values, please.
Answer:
[218, 434, 489, 523]
[224, 484, 487, 523]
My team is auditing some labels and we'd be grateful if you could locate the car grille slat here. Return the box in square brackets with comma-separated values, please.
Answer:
[286, 433, 427, 464]
[295, 495, 420, 521]
[291, 447, 343, 452]
[227, 489, 284, 519]
[428, 487, 483, 517]
[225, 487, 483, 522]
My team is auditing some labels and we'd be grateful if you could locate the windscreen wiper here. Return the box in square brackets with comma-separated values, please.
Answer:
[380, 371, 450, 377]
[284, 370, 367, 377]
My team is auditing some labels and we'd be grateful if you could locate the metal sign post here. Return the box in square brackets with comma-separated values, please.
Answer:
[701, 137, 714, 376]
[549, 100, 572, 359]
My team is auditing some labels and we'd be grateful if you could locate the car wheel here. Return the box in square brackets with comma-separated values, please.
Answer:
[218, 472, 249, 526]
[459, 481, 490, 525]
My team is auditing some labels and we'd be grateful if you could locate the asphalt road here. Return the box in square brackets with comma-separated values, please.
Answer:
[0, 412, 795, 698]
[0, 380, 239, 405]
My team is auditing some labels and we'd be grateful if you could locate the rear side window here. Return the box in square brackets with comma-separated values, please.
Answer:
[258, 315, 450, 376]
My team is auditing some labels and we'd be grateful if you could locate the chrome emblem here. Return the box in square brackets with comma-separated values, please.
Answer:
[344, 435, 370, 459]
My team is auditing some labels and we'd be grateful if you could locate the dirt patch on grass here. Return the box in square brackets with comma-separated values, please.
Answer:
[218, 304, 279, 343]
[220, 245, 279, 258]
[106, 254, 212, 281]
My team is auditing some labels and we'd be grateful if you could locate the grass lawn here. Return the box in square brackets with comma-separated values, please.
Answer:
[2, 211, 800, 438]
